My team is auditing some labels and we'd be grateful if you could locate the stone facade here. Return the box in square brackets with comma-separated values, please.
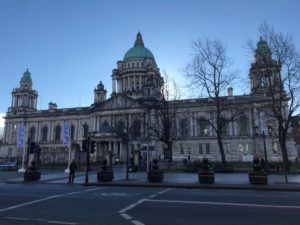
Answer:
[0, 33, 298, 164]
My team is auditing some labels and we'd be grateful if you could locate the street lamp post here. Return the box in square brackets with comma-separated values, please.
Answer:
[52, 147, 55, 170]
[262, 131, 268, 169]
[85, 136, 91, 184]
[85, 131, 97, 184]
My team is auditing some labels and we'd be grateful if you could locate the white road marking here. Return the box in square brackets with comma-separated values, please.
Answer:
[0, 188, 103, 213]
[120, 213, 132, 220]
[148, 188, 172, 199]
[131, 220, 145, 225]
[4, 216, 28, 221]
[148, 194, 157, 198]
[65, 188, 102, 196]
[48, 220, 77, 225]
[119, 188, 172, 224]
[158, 188, 172, 195]
[101, 192, 129, 197]
[144, 199, 300, 210]
[119, 199, 146, 214]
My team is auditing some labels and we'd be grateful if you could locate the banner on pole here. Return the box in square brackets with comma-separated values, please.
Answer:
[63, 121, 70, 147]
[17, 125, 26, 148]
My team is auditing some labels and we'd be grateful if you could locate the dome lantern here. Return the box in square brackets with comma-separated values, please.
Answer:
[123, 32, 155, 61]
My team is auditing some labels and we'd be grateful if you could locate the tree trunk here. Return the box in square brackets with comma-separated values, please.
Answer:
[279, 139, 289, 183]
[165, 143, 173, 162]
[217, 133, 226, 166]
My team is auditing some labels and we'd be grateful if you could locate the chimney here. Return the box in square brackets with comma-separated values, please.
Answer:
[227, 87, 233, 97]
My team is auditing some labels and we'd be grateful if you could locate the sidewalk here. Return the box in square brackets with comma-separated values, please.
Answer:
[5, 167, 300, 192]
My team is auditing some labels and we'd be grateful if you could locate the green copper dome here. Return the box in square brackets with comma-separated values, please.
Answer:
[123, 32, 155, 61]
[20, 69, 32, 83]
[255, 37, 270, 55]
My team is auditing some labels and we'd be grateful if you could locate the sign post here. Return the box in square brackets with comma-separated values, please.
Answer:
[63, 121, 71, 173]
[17, 125, 26, 172]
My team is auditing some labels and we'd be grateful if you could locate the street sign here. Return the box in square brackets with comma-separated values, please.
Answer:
[17, 125, 25, 148]
[63, 121, 70, 147]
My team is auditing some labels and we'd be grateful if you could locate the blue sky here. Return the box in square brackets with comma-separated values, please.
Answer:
[1, 0, 300, 130]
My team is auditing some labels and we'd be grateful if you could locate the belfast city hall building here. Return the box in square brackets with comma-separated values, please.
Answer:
[0, 33, 298, 165]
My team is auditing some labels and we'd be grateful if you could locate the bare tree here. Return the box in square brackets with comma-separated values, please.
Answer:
[249, 23, 300, 182]
[185, 38, 237, 166]
[144, 71, 180, 162]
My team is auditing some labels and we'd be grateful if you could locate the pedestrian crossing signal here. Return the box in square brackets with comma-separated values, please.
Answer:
[29, 141, 37, 154]
[82, 139, 89, 152]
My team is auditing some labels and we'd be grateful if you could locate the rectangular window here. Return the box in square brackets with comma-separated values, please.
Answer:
[272, 142, 278, 154]
[225, 143, 231, 154]
[239, 143, 249, 154]
[180, 144, 184, 154]
[199, 144, 203, 154]
[180, 119, 189, 137]
[205, 143, 210, 154]
[197, 119, 208, 136]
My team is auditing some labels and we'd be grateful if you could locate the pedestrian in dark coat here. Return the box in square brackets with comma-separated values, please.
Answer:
[68, 160, 77, 183]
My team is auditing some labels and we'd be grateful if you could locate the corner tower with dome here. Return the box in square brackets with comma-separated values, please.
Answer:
[0, 34, 297, 166]
[10, 69, 38, 113]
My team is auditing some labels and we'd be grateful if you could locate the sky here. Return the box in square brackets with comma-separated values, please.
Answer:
[0, 0, 300, 133]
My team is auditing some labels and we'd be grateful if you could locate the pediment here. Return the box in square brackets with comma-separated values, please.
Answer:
[93, 94, 142, 110]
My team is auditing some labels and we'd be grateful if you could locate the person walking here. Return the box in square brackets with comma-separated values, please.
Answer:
[68, 160, 77, 183]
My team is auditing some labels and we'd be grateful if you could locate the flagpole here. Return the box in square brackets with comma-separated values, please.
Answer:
[64, 121, 71, 173]
[64, 145, 71, 173]
[18, 143, 26, 172]
[18, 123, 27, 172]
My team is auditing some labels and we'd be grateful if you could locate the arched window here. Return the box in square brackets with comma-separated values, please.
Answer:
[83, 123, 89, 138]
[197, 118, 209, 136]
[54, 125, 61, 141]
[71, 124, 75, 141]
[42, 126, 48, 141]
[238, 116, 249, 136]
[132, 120, 141, 138]
[29, 126, 36, 141]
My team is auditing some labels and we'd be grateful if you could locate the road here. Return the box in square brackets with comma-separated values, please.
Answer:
[0, 183, 299, 225]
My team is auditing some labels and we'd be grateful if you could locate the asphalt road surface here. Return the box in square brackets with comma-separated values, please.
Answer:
[0, 183, 299, 225]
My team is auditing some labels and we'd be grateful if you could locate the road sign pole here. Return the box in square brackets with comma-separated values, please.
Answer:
[147, 145, 149, 173]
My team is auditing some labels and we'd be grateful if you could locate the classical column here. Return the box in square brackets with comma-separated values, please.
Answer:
[123, 78, 125, 92]
[120, 142, 123, 160]
[189, 112, 193, 137]
[112, 77, 116, 93]
[133, 76, 136, 90]
[139, 76, 142, 90]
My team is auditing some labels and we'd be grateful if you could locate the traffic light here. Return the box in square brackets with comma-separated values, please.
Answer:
[29, 141, 37, 154]
[82, 139, 89, 152]
[90, 140, 96, 153]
